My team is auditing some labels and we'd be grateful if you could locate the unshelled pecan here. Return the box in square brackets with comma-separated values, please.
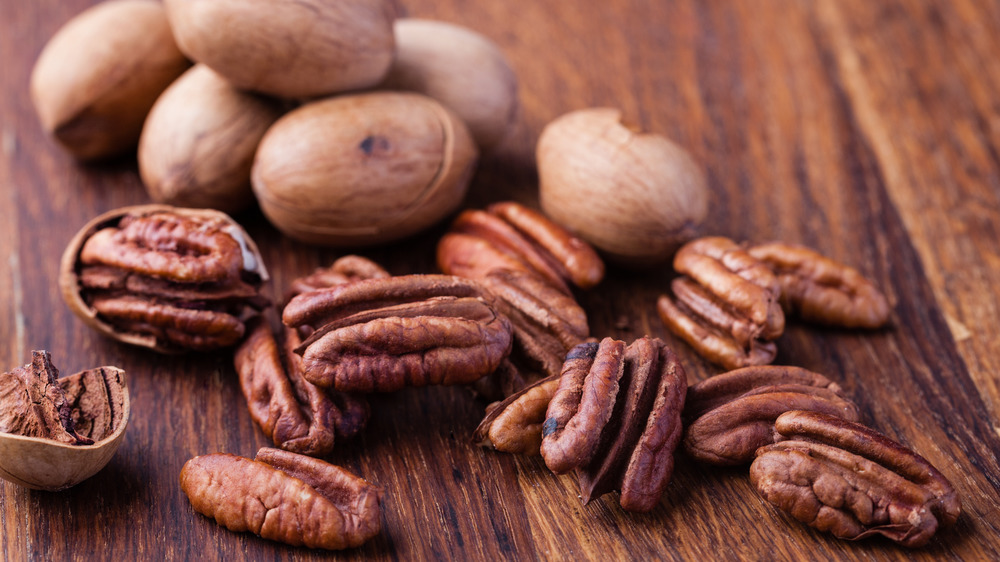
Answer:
[60, 205, 269, 352]
[287, 255, 390, 302]
[474, 373, 561, 455]
[180, 447, 382, 550]
[437, 201, 604, 293]
[283, 275, 512, 393]
[658, 237, 784, 370]
[748, 242, 890, 328]
[683, 366, 860, 465]
[751, 411, 960, 547]
[540, 337, 686, 512]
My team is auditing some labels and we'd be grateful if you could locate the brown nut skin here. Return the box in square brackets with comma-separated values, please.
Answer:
[180, 448, 382, 550]
[30, 0, 190, 161]
[751, 411, 960, 548]
[380, 18, 519, 151]
[253, 92, 478, 247]
[537, 108, 709, 266]
[139, 65, 284, 214]
[474, 373, 561, 455]
[163, 0, 395, 99]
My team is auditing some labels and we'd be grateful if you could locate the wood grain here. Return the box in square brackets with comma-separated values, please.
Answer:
[3, 0, 1000, 560]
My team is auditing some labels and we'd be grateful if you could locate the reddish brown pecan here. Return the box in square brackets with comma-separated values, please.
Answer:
[751, 411, 961, 547]
[748, 242, 891, 329]
[474, 373, 561, 455]
[287, 255, 390, 302]
[180, 447, 382, 550]
[283, 275, 513, 393]
[683, 366, 860, 465]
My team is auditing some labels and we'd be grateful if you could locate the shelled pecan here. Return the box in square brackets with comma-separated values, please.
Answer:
[60, 205, 269, 352]
[748, 242, 890, 328]
[283, 275, 512, 393]
[540, 337, 686, 512]
[180, 447, 382, 550]
[657, 236, 784, 370]
[474, 373, 561, 455]
[683, 366, 860, 465]
[751, 411, 961, 547]
[286, 255, 390, 302]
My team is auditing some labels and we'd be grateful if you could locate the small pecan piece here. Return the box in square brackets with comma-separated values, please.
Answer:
[748, 242, 891, 328]
[683, 366, 860, 465]
[60, 205, 269, 352]
[283, 275, 513, 393]
[180, 447, 382, 550]
[540, 337, 687, 512]
[658, 236, 784, 370]
[437, 201, 604, 293]
[474, 373, 561, 455]
[751, 411, 960, 547]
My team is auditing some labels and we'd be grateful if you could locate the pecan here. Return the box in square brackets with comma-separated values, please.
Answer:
[60, 205, 269, 352]
[683, 366, 860, 465]
[540, 337, 687, 512]
[474, 373, 561, 455]
[751, 411, 961, 547]
[283, 275, 513, 393]
[437, 201, 604, 293]
[0, 351, 91, 445]
[657, 236, 784, 370]
[180, 447, 382, 550]
[287, 255, 390, 302]
[748, 242, 891, 328]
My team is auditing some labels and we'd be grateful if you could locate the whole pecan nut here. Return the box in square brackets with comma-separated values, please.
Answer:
[748, 242, 890, 328]
[683, 366, 860, 465]
[540, 337, 687, 512]
[180, 447, 382, 550]
[60, 205, 269, 352]
[474, 373, 561, 455]
[283, 275, 512, 393]
[750, 410, 960, 547]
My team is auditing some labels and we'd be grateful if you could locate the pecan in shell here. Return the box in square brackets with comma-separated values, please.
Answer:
[0, 351, 91, 445]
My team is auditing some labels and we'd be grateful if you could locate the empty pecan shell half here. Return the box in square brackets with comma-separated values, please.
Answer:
[474, 373, 561, 455]
[683, 365, 860, 465]
[751, 410, 960, 547]
[748, 242, 891, 329]
[60, 205, 269, 352]
[437, 201, 604, 293]
[283, 275, 513, 393]
[540, 337, 687, 512]
[180, 447, 382, 550]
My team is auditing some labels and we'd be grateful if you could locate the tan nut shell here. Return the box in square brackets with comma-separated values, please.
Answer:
[58, 205, 269, 353]
[139, 65, 284, 214]
[30, 0, 190, 161]
[163, 0, 395, 99]
[379, 19, 519, 151]
[537, 108, 709, 265]
[0, 369, 130, 491]
[252, 92, 478, 247]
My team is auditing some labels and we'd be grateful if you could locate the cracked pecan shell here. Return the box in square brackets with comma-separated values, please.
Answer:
[751, 410, 960, 547]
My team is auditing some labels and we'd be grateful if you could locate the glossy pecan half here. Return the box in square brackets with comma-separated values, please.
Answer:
[180, 447, 382, 550]
[474, 373, 561, 455]
[751, 411, 960, 547]
[748, 242, 891, 328]
[683, 366, 860, 465]
[283, 275, 513, 393]
[286, 255, 390, 303]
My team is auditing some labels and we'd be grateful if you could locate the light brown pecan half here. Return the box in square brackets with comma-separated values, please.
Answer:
[751, 411, 961, 547]
[180, 447, 382, 550]
[437, 201, 604, 293]
[683, 366, 860, 465]
[748, 242, 891, 329]
[283, 275, 513, 393]
[540, 337, 687, 512]
[474, 373, 561, 455]
[60, 205, 269, 352]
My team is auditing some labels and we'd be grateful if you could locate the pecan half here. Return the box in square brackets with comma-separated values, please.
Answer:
[683, 366, 860, 465]
[60, 205, 269, 352]
[180, 447, 382, 550]
[474, 373, 561, 455]
[658, 236, 784, 370]
[287, 255, 390, 302]
[751, 411, 961, 547]
[437, 201, 604, 293]
[283, 275, 513, 393]
[540, 337, 687, 512]
[748, 242, 891, 328]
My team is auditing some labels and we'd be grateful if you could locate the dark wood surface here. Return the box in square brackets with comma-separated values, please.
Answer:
[3, 0, 1000, 560]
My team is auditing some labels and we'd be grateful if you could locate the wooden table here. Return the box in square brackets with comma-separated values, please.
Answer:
[3, 0, 1000, 560]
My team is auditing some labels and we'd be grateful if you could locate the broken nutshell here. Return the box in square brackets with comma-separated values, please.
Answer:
[0, 350, 130, 490]
[60, 205, 269, 352]
[180, 447, 382, 550]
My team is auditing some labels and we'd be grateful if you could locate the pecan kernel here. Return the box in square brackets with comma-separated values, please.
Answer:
[474, 374, 561, 455]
